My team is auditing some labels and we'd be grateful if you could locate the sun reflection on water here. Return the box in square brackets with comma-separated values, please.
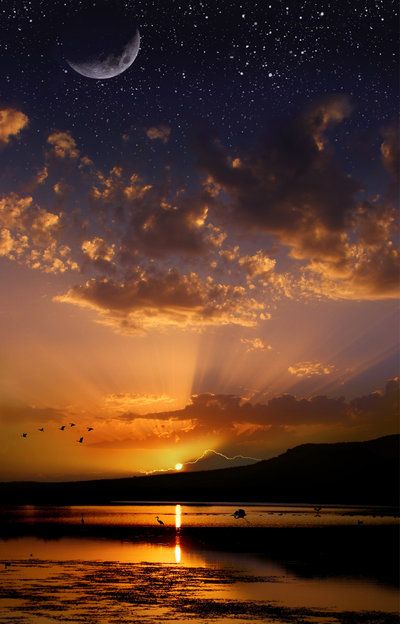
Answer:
[175, 504, 181, 530]
[175, 504, 182, 563]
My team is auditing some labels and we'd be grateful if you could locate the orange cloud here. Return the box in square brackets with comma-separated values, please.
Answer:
[146, 125, 171, 143]
[288, 361, 335, 378]
[104, 393, 178, 415]
[82, 237, 115, 262]
[0, 192, 78, 273]
[55, 268, 269, 333]
[241, 337, 273, 352]
[47, 131, 79, 159]
[238, 251, 276, 279]
[0, 108, 29, 144]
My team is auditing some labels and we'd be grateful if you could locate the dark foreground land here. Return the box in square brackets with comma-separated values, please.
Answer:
[1, 434, 399, 506]
[0, 524, 398, 624]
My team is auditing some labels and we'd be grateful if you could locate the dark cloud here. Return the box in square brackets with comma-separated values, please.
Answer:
[197, 97, 356, 244]
[56, 266, 268, 333]
[196, 97, 399, 300]
[87, 166, 217, 260]
[0, 402, 66, 425]
[381, 124, 399, 179]
[133, 378, 399, 432]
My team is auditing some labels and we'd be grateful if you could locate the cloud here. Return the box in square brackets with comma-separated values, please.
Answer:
[196, 97, 399, 301]
[89, 165, 217, 258]
[82, 237, 115, 262]
[241, 337, 273, 352]
[36, 167, 48, 185]
[381, 124, 399, 178]
[104, 393, 178, 415]
[133, 378, 399, 435]
[0, 192, 78, 273]
[3, 380, 397, 455]
[47, 131, 79, 159]
[0, 401, 66, 426]
[0, 228, 14, 256]
[288, 361, 335, 378]
[1, 105, 397, 339]
[55, 267, 268, 333]
[0, 108, 29, 144]
[146, 125, 171, 143]
[238, 251, 276, 279]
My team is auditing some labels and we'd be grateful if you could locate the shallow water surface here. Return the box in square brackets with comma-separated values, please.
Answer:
[2, 502, 397, 528]
[0, 504, 398, 624]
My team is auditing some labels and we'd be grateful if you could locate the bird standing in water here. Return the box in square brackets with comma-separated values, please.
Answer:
[156, 516, 164, 525]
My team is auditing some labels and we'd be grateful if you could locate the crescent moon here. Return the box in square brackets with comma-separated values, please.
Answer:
[67, 30, 140, 80]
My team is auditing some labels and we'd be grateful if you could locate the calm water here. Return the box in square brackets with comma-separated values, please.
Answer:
[0, 504, 398, 624]
[1, 502, 398, 528]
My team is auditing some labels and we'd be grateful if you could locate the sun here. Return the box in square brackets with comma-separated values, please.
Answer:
[175, 463, 183, 471]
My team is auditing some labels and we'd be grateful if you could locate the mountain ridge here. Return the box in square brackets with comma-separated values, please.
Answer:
[0, 434, 398, 506]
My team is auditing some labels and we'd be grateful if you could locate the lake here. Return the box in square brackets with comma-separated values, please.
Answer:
[0, 504, 398, 623]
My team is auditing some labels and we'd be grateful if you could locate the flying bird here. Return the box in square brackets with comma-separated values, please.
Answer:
[69, 423, 76, 427]
[78, 437, 84, 444]
[38, 428, 44, 432]
[21, 433, 27, 438]
[156, 516, 164, 525]
[87, 427, 94, 432]
[60, 425, 66, 431]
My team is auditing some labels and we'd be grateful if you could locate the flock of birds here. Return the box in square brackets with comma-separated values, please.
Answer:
[20, 423, 94, 444]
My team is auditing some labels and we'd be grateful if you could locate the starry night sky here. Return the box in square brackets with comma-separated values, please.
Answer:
[1, 0, 398, 175]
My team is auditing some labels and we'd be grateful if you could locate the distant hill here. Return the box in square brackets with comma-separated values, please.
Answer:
[162, 449, 260, 473]
[0, 434, 398, 506]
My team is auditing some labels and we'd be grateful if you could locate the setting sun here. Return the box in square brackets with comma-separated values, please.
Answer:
[175, 463, 183, 471]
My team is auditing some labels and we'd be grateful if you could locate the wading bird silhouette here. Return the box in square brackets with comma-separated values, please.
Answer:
[78, 437, 84, 444]
[233, 509, 247, 519]
[156, 516, 165, 525]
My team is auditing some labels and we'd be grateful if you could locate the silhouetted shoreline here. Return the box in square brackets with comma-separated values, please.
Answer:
[1, 435, 398, 506]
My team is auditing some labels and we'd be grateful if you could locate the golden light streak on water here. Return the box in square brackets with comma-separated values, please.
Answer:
[175, 504, 182, 530]
[175, 539, 182, 564]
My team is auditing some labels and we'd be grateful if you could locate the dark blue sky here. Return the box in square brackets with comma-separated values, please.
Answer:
[1, 0, 397, 178]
